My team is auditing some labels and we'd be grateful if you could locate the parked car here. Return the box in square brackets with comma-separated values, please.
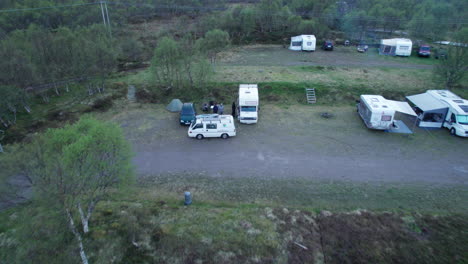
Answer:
[417, 45, 431, 57]
[357, 44, 368, 53]
[322, 40, 334, 51]
[433, 47, 447, 59]
[179, 103, 197, 125]
[188, 114, 236, 139]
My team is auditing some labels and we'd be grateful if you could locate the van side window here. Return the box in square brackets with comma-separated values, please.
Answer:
[206, 124, 217, 129]
[193, 123, 203, 129]
[451, 113, 456, 123]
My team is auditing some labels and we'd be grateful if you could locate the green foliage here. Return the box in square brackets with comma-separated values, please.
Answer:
[433, 28, 468, 90]
[150, 36, 213, 95]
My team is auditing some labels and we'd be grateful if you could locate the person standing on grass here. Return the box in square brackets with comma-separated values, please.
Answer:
[232, 102, 236, 117]
[213, 103, 219, 114]
[219, 103, 224, 115]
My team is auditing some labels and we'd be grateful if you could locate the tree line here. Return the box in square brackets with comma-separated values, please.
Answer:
[0, 24, 116, 130]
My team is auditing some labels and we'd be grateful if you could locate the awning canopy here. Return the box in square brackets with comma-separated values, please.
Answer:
[386, 100, 417, 116]
[406, 93, 448, 112]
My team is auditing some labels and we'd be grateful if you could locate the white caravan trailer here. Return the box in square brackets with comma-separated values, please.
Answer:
[188, 114, 236, 139]
[289, 35, 316, 51]
[357, 95, 417, 130]
[407, 90, 468, 137]
[238, 84, 259, 124]
[379, 38, 412, 56]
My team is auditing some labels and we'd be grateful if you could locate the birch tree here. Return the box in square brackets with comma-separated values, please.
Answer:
[21, 118, 134, 264]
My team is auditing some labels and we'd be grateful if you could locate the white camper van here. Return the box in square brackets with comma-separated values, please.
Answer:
[289, 35, 316, 51]
[407, 90, 468, 137]
[357, 95, 416, 130]
[188, 114, 236, 140]
[238, 84, 259, 124]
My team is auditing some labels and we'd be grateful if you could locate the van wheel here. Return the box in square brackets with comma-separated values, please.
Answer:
[221, 133, 229, 139]
[450, 128, 456, 136]
[196, 134, 204, 140]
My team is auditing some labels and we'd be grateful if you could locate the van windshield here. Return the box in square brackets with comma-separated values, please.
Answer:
[420, 47, 430, 51]
[241, 106, 257, 112]
[457, 115, 468, 125]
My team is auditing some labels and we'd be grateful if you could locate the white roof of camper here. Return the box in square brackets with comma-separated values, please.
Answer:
[239, 84, 258, 100]
[381, 38, 412, 46]
[291, 35, 315, 40]
[360, 95, 416, 116]
[427, 90, 468, 114]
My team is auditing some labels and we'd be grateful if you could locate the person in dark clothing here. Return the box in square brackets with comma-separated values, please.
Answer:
[213, 104, 219, 114]
[231, 102, 236, 117]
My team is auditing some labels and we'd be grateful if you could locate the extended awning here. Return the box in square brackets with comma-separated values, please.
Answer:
[406, 93, 448, 112]
[386, 100, 417, 116]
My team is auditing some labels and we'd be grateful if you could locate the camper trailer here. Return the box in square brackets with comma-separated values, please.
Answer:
[357, 95, 417, 130]
[238, 84, 259, 124]
[379, 38, 412, 56]
[188, 114, 236, 140]
[407, 90, 468, 137]
[289, 35, 316, 51]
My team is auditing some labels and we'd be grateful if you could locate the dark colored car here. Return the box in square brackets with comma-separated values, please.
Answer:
[433, 47, 447, 59]
[322, 40, 334, 51]
[418, 45, 431, 57]
[180, 103, 196, 125]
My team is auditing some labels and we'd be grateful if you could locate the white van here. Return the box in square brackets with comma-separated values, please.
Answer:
[188, 114, 236, 140]
[238, 84, 259, 124]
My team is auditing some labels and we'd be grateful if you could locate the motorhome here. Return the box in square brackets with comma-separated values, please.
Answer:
[289, 35, 316, 51]
[407, 90, 468, 137]
[188, 114, 236, 140]
[357, 95, 417, 130]
[379, 38, 412, 56]
[238, 84, 259, 124]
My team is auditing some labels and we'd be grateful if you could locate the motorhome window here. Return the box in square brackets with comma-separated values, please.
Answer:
[206, 124, 217, 129]
[459, 105, 468, 113]
[456, 115, 468, 125]
[399, 46, 409, 50]
[383, 46, 391, 53]
[241, 106, 257, 112]
[381, 115, 392, 121]
[422, 113, 444, 122]
[292, 41, 302, 46]
[307, 42, 312, 46]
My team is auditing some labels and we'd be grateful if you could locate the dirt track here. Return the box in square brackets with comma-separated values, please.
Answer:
[110, 104, 468, 185]
[218, 45, 434, 70]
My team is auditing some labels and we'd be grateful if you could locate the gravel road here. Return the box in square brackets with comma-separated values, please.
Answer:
[122, 104, 468, 185]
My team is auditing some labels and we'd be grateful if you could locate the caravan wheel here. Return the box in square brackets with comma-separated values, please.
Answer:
[450, 128, 456, 136]
[196, 134, 204, 140]
[221, 133, 229, 139]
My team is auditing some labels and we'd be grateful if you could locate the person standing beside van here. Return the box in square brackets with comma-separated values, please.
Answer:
[213, 104, 219, 114]
[232, 102, 236, 117]
[219, 103, 224, 114]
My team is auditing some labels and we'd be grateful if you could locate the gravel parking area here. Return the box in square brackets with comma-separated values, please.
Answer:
[106, 103, 468, 185]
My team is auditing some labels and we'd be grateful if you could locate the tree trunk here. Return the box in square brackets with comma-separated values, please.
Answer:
[78, 201, 95, 234]
[54, 83, 60, 96]
[66, 209, 89, 264]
